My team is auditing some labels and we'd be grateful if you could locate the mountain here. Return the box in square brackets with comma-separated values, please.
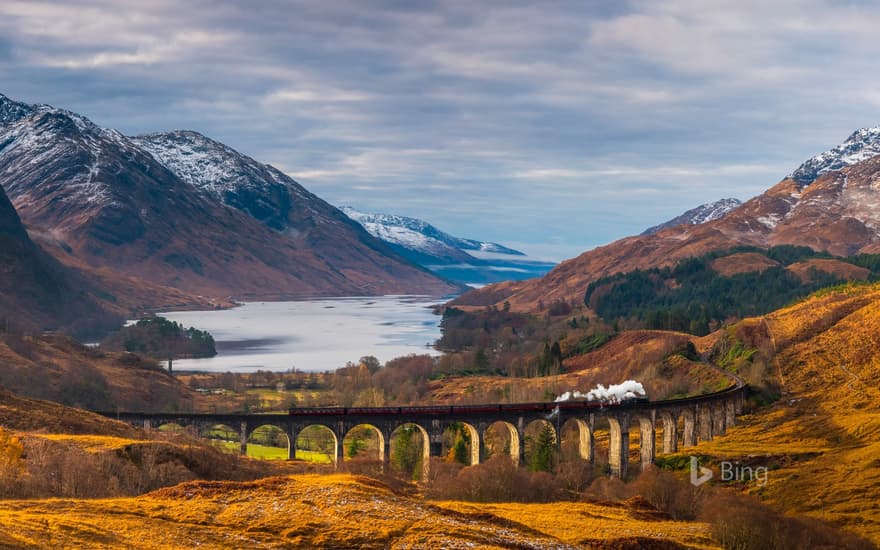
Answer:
[789, 125, 880, 184]
[0, 183, 120, 337]
[340, 207, 555, 285]
[451, 126, 880, 311]
[0, 93, 460, 305]
[641, 198, 742, 235]
[340, 207, 524, 262]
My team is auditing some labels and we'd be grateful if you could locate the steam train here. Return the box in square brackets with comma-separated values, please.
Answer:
[288, 395, 648, 416]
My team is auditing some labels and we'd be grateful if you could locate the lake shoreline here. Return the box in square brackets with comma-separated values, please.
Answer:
[155, 295, 446, 373]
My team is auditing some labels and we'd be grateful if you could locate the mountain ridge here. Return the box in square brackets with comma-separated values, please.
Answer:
[0, 93, 460, 311]
[0, 183, 121, 337]
[641, 198, 742, 235]
[341, 206, 524, 261]
[451, 128, 880, 311]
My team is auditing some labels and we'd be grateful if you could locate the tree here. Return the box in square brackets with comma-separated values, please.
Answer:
[446, 423, 471, 465]
[392, 426, 423, 479]
[550, 341, 563, 373]
[473, 348, 490, 371]
[538, 342, 553, 376]
[359, 356, 381, 373]
[0, 428, 25, 493]
[529, 423, 557, 472]
[347, 435, 365, 458]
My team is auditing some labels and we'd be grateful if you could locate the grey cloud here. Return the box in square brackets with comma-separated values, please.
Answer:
[1, 1, 879, 260]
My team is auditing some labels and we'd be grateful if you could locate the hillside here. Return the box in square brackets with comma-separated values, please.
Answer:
[0, 94, 459, 309]
[0, 388, 295, 505]
[0, 474, 716, 549]
[340, 206, 518, 264]
[0, 332, 192, 412]
[0, 388, 139, 437]
[451, 128, 880, 312]
[429, 330, 728, 404]
[0, 185, 121, 337]
[679, 283, 880, 544]
[582, 246, 878, 335]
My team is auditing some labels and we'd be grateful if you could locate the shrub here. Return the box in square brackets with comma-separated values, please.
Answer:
[700, 492, 874, 550]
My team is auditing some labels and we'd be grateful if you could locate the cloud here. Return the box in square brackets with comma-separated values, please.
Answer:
[1, 0, 879, 259]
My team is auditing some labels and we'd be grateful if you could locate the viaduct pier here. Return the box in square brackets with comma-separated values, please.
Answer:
[105, 379, 745, 479]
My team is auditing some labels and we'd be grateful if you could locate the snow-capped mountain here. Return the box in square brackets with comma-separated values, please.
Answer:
[341, 207, 523, 262]
[790, 126, 880, 185]
[641, 198, 742, 235]
[341, 207, 554, 285]
[0, 92, 459, 302]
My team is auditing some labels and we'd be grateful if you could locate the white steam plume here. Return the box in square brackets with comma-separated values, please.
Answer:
[555, 380, 646, 404]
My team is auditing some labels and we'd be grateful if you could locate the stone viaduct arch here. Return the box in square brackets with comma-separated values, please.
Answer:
[109, 378, 745, 480]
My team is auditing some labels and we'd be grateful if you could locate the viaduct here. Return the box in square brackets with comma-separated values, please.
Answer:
[104, 377, 745, 479]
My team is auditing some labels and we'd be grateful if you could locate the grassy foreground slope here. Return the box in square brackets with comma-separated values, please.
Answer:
[0, 388, 715, 548]
[0, 474, 716, 549]
[688, 283, 880, 544]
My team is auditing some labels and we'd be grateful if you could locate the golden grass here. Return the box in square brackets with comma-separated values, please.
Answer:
[29, 434, 156, 453]
[0, 388, 139, 437]
[214, 440, 333, 463]
[690, 283, 880, 544]
[437, 501, 718, 549]
[0, 474, 592, 549]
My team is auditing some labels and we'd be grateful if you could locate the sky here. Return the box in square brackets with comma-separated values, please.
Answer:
[1, 0, 880, 261]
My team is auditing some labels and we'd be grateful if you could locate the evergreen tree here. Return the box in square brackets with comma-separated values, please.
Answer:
[550, 341, 563, 373]
[392, 426, 423, 479]
[446, 423, 471, 465]
[473, 348, 490, 371]
[347, 435, 365, 458]
[529, 423, 557, 472]
[538, 342, 552, 376]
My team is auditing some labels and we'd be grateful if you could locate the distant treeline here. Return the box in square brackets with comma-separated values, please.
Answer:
[584, 245, 880, 336]
[101, 317, 216, 359]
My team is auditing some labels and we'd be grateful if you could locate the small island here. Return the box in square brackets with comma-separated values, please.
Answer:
[101, 317, 217, 361]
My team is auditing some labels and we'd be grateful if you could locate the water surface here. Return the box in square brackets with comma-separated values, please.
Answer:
[159, 295, 442, 372]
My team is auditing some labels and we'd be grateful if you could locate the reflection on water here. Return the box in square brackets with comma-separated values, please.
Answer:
[158, 295, 442, 372]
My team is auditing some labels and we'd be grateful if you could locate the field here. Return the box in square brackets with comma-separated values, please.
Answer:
[215, 440, 333, 463]
[0, 474, 717, 549]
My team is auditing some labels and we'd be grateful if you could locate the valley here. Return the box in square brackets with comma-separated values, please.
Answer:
[2, 20, 880, 548]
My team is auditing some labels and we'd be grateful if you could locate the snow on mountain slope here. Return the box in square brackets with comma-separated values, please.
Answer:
[341, 207, 524, 260]
[131, 130, 325, 231]
[0, 94, 157, 211]
[790, 126, 880, 185]
[641, 198, 742, 235]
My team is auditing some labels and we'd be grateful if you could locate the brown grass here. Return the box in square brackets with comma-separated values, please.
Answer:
[689, 283, 880, 544]
[710, 252, 780, 276]
[0, 474, 588, 549]
[786, 258, 871, 283]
